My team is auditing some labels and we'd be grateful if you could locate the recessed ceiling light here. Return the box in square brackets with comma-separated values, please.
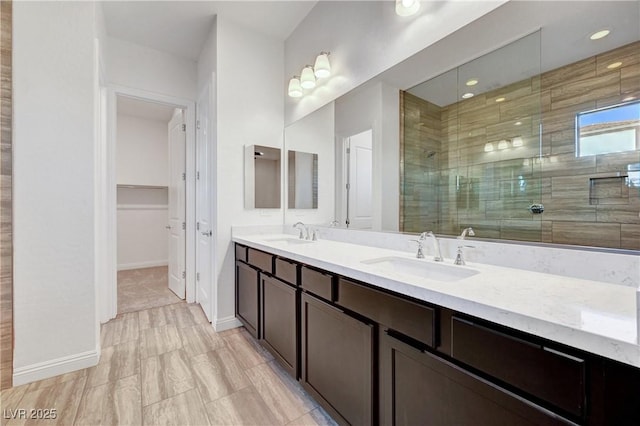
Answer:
[461, 93, 474, 99]
[514, 121, 522, 126]
[590, 29, 610, 40]
[495, 97, 506, 103]
[607, 61, 622, 69]
[623, 96, 636, 102]
[466, 79, 478, 86]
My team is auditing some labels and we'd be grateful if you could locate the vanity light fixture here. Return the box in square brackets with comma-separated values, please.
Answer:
[498, 140, 510, 150]
[484, 142, 494, 152]
[461, 92, 474, 99]
[607, 61, 622, 69]
[466, 79, 478, 86]
[512, 137, 524, 147]
[395, 0, 420, 16]
[495, 97, 506, 103]
[314, 52, 331, 78]
[589, 29, 610, 40]
[288, 76, 303, 98]
[300, 65, 316, 89]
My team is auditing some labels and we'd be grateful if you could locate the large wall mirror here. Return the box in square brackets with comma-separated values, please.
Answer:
[284, 1, 640, 250]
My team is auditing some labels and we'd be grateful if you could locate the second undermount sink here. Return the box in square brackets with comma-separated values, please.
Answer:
[361, 256, 479, 282]
[262, 237, 314, 246]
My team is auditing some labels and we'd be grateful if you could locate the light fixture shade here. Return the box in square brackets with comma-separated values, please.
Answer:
[498, 140, 510, 150]
[288, 76, 303, 98]
[395, 0, 420, 16]
[300, 66, 316, 89]
[512, 137, 524, 147]
[314, 52, 331, 78]
[484, 143, 494, 152]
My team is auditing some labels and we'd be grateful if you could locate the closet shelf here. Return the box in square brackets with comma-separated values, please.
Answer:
[117, 184, 168, 190]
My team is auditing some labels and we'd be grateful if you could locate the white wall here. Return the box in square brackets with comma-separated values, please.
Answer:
[335, 82, 399, 232]
[116, 113, 169, 270]
[13, 1, 99, 384]
[116, 114, 169, 186]
[214, 16, 284, 329]
[284, 102, 335, 226]
[107, 36, 197, 101]
[284, 1, 507, 125]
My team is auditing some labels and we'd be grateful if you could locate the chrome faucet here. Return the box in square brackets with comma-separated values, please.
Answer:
[458, 227, 475, 239]
[421, 231, 443, 262]
[293, 222, 309, 240]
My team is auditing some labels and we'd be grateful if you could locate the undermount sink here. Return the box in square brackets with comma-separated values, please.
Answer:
[361, 256, 479, 282]
[262, 237, 314, 245]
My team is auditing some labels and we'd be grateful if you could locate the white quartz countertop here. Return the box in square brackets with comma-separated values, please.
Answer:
[233, 233, 640, 368]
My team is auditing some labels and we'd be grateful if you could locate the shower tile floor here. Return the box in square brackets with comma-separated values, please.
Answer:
[118, 266, 181, 314]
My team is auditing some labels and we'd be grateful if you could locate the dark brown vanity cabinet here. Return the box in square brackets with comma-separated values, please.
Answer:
[260, 273, 297, 378]
[235, 260, 260, 338]
[380, 331, 570, 426]
[234, 243, 640, 426]
[300, 292, 375, 426]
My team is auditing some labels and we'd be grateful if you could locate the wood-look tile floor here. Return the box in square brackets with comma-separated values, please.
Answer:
[0, 303, 336, 426]
[117, 267, 181, 314]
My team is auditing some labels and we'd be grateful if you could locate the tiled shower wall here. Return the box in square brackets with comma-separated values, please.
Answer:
[1, 0, 12, 389]
[401, 41, 640, 250]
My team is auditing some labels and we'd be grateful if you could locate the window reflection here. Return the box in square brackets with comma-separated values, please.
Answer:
[576, 101, 640, 157]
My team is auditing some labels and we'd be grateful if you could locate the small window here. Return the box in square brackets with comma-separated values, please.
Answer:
[576, 101, 640, 157]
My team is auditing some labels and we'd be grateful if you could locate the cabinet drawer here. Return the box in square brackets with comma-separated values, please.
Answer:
[275, 258, 298, 286]
[301, 266, 334, 301]
[235, 244, 247, 262]
[247, 248, 273, 273]
[338, 278, 436, 347]
[451, 317, 585, 419]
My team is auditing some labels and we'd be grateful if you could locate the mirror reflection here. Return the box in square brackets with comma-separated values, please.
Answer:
[244, 145, 281, 209]
[284, 1, 640, 250]
[288, 150, 318, 209]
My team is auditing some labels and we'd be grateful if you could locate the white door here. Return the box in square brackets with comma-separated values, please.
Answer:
[346, 129, 373, 229]
[168, 109, 186, 299]
[196, 85, 214, 321]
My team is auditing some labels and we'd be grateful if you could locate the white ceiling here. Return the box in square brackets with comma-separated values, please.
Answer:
[117, 95, 177, 122]
[101, 1, 318, 61]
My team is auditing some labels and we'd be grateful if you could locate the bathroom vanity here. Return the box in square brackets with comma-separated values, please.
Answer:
[233, 234, 640, 426]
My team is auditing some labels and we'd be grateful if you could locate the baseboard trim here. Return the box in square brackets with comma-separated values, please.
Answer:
[117, 260, 168, 271]
[213, 315, 242, 332]
[13, 349, 99, 386]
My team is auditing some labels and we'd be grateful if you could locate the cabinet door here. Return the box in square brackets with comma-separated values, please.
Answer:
[380, 331, 571, 426]
[301, 293, 374, 426]
[235, 261, 259, 338]
[261, 274, 297, 377]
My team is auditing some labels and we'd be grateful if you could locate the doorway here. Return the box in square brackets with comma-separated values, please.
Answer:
[98, 87, 198, 323]
[115, 95, 185, 314]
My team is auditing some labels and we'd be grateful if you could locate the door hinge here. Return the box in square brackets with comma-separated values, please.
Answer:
[196, 171, 200, 180]
[196, 120, 201, 130]
[196, 222, 200, 231]
[196, 272, 200, 281]
[346, 183, 351, 190]
[182, 222, 186, 230]
[182, 124, 186, 132]
[182, 271, 186, 279]
[181, 172, 186, 181]
[346, 147, 351, 154]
